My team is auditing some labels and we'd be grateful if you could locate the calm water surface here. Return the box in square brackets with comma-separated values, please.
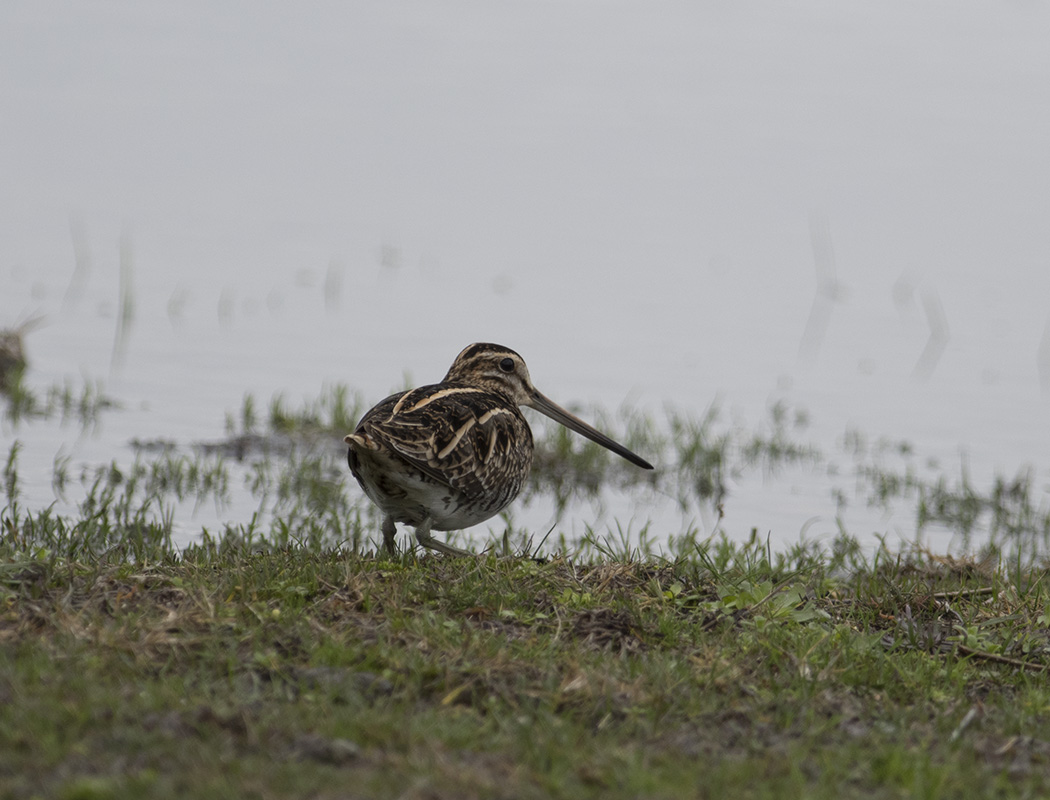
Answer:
[2, 2, 1049, 552]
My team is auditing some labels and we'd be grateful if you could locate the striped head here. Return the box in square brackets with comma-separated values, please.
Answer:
[442, 343, 654, 471]
[441, 343, 536, 406]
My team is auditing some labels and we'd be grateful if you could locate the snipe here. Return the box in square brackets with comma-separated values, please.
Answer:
[345, 343, 653, 556]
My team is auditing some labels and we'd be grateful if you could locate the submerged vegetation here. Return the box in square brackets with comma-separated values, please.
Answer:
[6, 372, 1050, 559]
[4, 373, 1050, 797]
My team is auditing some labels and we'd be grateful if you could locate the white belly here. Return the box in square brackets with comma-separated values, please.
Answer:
[350, 445, 512, 530]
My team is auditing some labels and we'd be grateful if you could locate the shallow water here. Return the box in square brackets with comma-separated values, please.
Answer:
[3, 2, 1049, 553]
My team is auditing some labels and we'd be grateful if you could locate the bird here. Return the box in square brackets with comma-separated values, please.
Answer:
[344, 342, 653, 556]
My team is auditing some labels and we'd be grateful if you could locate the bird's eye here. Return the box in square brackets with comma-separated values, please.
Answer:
[498, 357, 515, 373]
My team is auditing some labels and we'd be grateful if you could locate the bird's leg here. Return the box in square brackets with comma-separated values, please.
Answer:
[414, 516, 472, 557]
[381, 515, 398, 556]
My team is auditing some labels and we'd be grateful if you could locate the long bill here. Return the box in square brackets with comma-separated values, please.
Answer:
[527, 391, 654, 470]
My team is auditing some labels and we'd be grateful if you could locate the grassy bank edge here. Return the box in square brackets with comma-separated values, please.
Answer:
[2, 519, 1050, 800]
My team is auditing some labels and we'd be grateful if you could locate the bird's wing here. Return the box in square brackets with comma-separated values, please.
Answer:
[356, 385, 531, 495]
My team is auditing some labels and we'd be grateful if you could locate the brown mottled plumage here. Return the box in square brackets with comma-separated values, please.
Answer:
[345, 343, 653, 556]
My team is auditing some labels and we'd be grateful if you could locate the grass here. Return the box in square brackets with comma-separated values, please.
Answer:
[4, 379, 1050, 797]
[2, 521, 1050, 799]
